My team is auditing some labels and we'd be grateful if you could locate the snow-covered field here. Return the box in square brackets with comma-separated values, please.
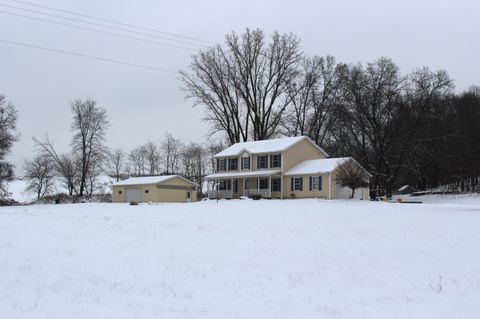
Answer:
[1, 198, 480, 318]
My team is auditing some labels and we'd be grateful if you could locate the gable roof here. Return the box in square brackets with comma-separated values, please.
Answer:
[285, 157, 351, 176]
[112, 175, 196, 187]
[214, 136, 328, 158]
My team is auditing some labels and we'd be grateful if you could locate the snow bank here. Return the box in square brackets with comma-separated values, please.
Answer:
[1, 199, 479, 318]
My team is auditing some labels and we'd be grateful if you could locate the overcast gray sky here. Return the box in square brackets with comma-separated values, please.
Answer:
[0, 0, 478, 173]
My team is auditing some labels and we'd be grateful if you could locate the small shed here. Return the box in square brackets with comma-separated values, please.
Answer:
[112, 175, 197, 203]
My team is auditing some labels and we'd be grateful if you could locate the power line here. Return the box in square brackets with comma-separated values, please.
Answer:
[6, 0, 215, 45]
[0, 38, 178, 73]
[0, 3, 208, 48]
[0, 10, 199, 52]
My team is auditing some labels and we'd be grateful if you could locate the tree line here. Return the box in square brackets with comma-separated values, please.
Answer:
[180, 28, 480, 197]
[23, 99, 222, 200]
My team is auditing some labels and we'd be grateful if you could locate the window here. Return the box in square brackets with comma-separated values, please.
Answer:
[270, 154, 282, 168]
[145, 189, 149, 194]
[257, 155, 268, 169]
[309, 176, 322, 191]
[259, 178, 269, 189]
[241, 157, 250, 170]
[118, 190, 122, 195]
[229, 158, 238, 171]
[271, 178, 281, 192]
[217, 158, 226, 172]
[291, 177, 303, 191]
[219, 180, 231, 190]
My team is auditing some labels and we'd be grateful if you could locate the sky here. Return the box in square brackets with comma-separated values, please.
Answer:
[0, 0, 478, 173]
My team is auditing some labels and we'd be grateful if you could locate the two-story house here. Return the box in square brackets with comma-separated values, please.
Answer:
[205, 136, 370, 200]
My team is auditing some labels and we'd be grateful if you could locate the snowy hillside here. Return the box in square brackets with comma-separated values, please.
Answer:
[1, 199, 479, 318]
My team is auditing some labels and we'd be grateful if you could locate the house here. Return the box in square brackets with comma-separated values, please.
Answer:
[112, 175, 197, 203]
[204, 136, 370, 200]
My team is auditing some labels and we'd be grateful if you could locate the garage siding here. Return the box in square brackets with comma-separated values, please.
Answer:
[112, 177, 197, 203]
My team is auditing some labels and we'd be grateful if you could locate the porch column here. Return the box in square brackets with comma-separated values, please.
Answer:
[268, 176, 271, 198]
[231, 178, 234, 198]
[257, 176, 260, 195]
[243, 177, 245, 196]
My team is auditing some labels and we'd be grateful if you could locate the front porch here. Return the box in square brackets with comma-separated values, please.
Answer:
[205, 170, 282, 199]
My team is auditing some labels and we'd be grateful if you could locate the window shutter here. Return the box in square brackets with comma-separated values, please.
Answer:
[319, 176, 322, 190]
[300, 177, 303, 191]
[309, 176, 312, 191]
[290, 177, 294, 191]
[216, 159, 219, 172]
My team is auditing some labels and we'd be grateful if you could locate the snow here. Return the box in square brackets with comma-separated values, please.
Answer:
[1, 197, 480, 318]
[112, 175, 189, 186]
[205, 169, 281, 180]
[285, 157, 350, 176]
[214, 136, 327, 158]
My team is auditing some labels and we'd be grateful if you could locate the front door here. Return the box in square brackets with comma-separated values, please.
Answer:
[186, 191, 192, 202]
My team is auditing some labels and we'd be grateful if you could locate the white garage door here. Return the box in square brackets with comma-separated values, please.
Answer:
[126, 189, 142, 202]
[335, 186, 364, 200]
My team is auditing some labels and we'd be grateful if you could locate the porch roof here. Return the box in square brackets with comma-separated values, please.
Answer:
[205, 170, 281, 180]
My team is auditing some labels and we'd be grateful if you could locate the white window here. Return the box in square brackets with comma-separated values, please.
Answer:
[241, 157, 250, 169]
[270, 154, 282, 168]
[309, 176, 322, 191]
[257, 155, 268, 169]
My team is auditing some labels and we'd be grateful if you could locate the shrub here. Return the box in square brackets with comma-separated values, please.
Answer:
[129, 201, 138, 206]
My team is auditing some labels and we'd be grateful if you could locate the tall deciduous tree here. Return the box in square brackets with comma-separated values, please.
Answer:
[70, 99, 109, 196]
[180, 28, 302, 144]
[0, 95, 19, 194]
[24, 154, 56, 200]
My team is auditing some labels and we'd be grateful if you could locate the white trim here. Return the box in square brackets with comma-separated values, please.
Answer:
[328, 173, 332, 199]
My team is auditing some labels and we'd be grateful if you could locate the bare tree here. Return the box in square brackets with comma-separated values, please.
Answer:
[180, 28, 303, 143]
[33, 136, 80, 196]
[335, 160, 370, 198]
[129, 145, 147, 176]
[283, 55, 341, 146]
[160, 133, 181, 174]
[180, 142, 208, 193]
[70, 99, 109, 196]
[0, 95, 19, 194]
[144, 141, 161, 175]
[24, 154, 56, 200]
[107, 148, 125, 182]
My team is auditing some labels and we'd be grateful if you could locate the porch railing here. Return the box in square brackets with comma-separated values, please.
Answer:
[208, 190, 233, 199]
[244, 189, 271, 198]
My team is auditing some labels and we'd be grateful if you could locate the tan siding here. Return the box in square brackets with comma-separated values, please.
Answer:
[112, 177, 197, 203]
[282, 139, 327, 172]
[283, 174, 330, 199]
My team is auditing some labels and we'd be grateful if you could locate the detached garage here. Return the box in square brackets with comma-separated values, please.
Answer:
[112, 175, 197, 203]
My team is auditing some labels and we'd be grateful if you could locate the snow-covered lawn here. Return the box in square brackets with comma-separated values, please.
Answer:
[1, 198, 480, 318]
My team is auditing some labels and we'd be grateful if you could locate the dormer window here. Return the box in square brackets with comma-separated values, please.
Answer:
[270, 154, 282, 168]
[241, 157, 250, 170]
[257, 155, 268, 169]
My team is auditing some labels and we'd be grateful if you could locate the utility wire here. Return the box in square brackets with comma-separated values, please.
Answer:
[6, 0, 214, 44]
[0, 38, 178, 73]
[0, 10, 199, 52]
[0, 3, 208, 48]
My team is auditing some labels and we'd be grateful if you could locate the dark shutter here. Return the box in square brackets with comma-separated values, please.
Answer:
[216, 158, 219, 172]
[319, 176, 322, 190]
[299, 177, 303, 191]
[290, 177, 294, 191]
[309, 176, 312, 191]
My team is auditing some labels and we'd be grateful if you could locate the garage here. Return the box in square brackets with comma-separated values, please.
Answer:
[334, 186, 366, 200]
[112, 175, 197, 203]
